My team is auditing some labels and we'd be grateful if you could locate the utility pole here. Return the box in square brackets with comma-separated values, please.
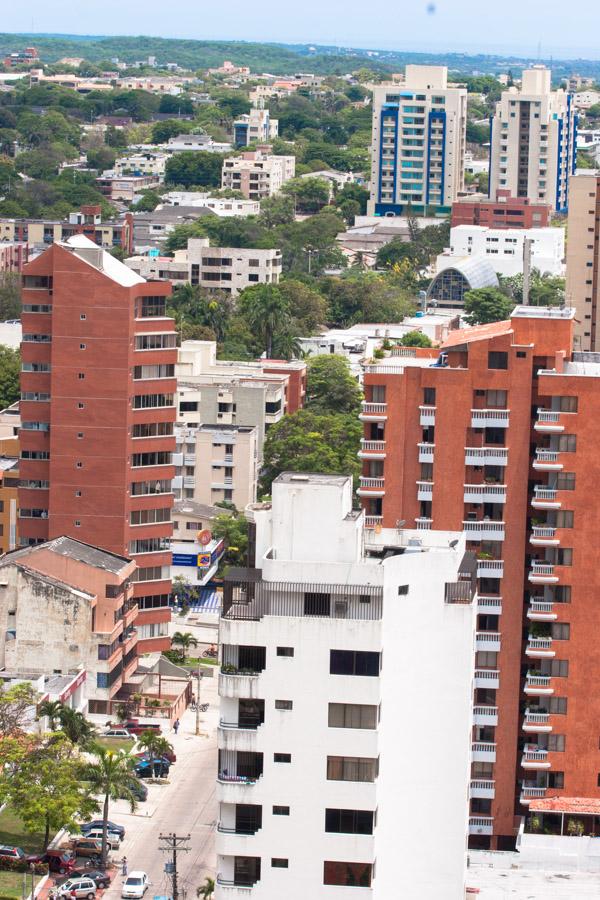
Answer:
[158, 833, 190, 900]
[195, 667, 203, 735]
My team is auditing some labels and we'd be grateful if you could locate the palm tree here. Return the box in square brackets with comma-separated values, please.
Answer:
[58, 707, 95, 747]
[137, 732, 174, 776]
[197, 877, 215, 900]
[171, 631, 199, 663]
[82, 745, 139, 865]
[38, 700, 64, 731]
[237, 284, 291, 358]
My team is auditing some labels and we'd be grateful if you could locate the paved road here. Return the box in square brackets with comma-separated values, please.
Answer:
[103, 673, 218, 900]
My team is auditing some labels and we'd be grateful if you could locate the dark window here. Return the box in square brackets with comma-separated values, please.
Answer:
[271, 859, 288, 868]
[330, 650, 380, 676]
[273, 806, 289, 816]
[304, 592, 331, 616]
[277, 647, 294, 657]
[327, 756, 378, 782]
[328, 703, 377, 729]
[325, 809, 374, 835]
[323, 862, 372, 887]
[549, 696, 568, 713]
[274, 753, 291, 763]
[398, 585, 409, 596]
[516, 351, 526, 358]
[423, 387, 436, 404]
[488, 351, 508, 370]
[548, 772, 564, 789]
[275, 700, 293, 710]
[557, 473, 576, 490]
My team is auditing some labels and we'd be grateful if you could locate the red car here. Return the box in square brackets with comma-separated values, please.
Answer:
[122, 720, 162, 736]
[28, 850, 76, 874]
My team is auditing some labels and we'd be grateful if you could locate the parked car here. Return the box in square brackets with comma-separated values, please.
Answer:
[64, 870, 111, 890]
[27, 849, 76, 874]
[122, 721, 162, 736]
[135, 748, 176, 764]
[80, 821, 125, 840]
[82, 829, 121, 850]
[118, 778, 148, 802]
[70, 838, 103, 858]
[103, 728, 133, 739]
[0, 846, 26, 860]
[121, 871, 149, 899]
[134, 757, 170, 778]
[56, 876, 97, 899]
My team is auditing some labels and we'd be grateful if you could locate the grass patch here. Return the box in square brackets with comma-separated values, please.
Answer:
[0, 808, 47, 854]
[0, 870, 43, 899]
[94, 737, 135, 752]
[183, 656, 218, 666]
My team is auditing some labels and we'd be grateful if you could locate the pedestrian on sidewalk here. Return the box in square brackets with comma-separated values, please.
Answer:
[122, 857, 128, 877]
[173, 718, 180, 734]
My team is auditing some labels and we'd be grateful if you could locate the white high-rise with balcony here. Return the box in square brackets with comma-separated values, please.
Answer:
[215, 472, 476, 899]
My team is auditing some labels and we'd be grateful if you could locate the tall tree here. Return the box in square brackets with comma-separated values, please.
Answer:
[212, 511, 249, 567]
[306, 355, 362, 415]
[171, 632, 199, 662]
[0, 682, 38, 735]
[82, 746, 139, 865]
[38, 700, 64, 732]
[58, 707, 95, 747]
[237, 284, 292, 358]
[137, 732, 174, 776]
[0, 273, 21, 320]
[0, 346, 20, 410]
[463, 288, 515, 325]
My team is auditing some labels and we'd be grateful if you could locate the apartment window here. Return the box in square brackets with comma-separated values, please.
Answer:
[78, 402, 84, 409]
[131, 479, 171, 496]
[133, 393, 174, 409]
[548, 772, 564, 789]
[133, 364, 175, 380]
[132, 566, 169, 583]
[328, 703, 377, 730]
[549, 661, 569, 679]
[77, 432, 83, 439]
[277, 647, 294, 657]
[273, 806, 289, 816]
[136, 296, 167, 318]
[275, 700, 293, 710]
[271, 859, 288, 869]
[476, 651, 498, 668]
[486, 390, 507, 408]
[552, 623, 570, 640]
[133, 422, 174, 439]
[304, 592, 330, 616]
[488, 351, 508, 370]
[325, 809, 374, 835]
[76, 462, 83, 469]
[323, 862, 372, 888]
[80, 343, 86, 350]
[555, 511, 574, 528]
[135, 333, 177, 350]
[423, 387, 436, 405]
[557, 473, 575, 491]
[330, 650, 380, 677]
[75, 491, 82, 497]
[557, 435, 576, 452]
[555, 396, 578, 412]
[131, 451, 172, 467]
[78, 373, 85, 380]
[80, 313, 86, 320]
[548, 734, 566, 752]
[274, 753, 291, 763]
[179, 402, 198, 412]
[327, 756, 378, 783]
[553, 585, 571, 604]
[555, 548, 573, 566]
[130, 508, 171, 526]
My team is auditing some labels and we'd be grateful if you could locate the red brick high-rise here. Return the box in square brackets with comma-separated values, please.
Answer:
[359, 306, 600, 849]
[19, 236, 176, 654]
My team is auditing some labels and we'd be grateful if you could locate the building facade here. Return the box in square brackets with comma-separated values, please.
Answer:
[438, 224, 565, 278]
[451, 190, 551, 229]
[359, 306, 600, 848]
[221, 147, 296, 200]
[368, 65, 467, 216]
[215, 473, 476, 899]
[0, 435, 19, 553]
[488, 67, 577, 214]
[18, 235, 177, 654]
[0, 242, 29, 273]
[174, 423, 258, 509]
[0, 206, 133, 255]
[234, 108, 279, 148]
[0, 536, 137, 712]
[565, 172, 600, 352]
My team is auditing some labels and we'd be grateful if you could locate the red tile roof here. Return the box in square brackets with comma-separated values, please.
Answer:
[530, 797, 600, 815]
[441, 319, 513, 349]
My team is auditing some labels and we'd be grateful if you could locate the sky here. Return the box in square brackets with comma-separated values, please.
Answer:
[3, 0, 600, 60]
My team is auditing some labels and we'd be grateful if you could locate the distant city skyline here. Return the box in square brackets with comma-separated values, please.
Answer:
[2, 0, 600, 62]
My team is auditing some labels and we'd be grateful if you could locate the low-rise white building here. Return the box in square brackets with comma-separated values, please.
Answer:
[437, 224, 565, 277]
[573, 90, 600, 109]
[215, 473, 476, 899]
[234, 108, 279, 147]
[221, 147, 296, 200]
[160, 193, 261, 216]
[167, 133, 233, 154]
[125, 238, 282, 295]
[113, 152, 169, 178]
[173, 422, 258, 509]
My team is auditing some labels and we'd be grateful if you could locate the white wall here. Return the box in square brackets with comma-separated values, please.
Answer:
[441, 225, 565, 277]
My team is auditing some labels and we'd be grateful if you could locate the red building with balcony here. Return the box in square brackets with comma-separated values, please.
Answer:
[452, 190, 551, 229]
[18, 235, 177, 653]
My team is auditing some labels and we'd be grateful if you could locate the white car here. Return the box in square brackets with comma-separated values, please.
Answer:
[57, 877, 97, 899]
[121, 872, 149, 899]
[103, 728, 132, 738]
[83, 828, 121, 850]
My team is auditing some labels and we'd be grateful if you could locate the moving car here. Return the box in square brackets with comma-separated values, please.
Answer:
[56, 877, 97, 899]
[134, 757, 170, 778]
[81, 821, 125, 840]
[70, 838, 103, 858]
[82, 829, 121, 850]
[103, 728, 133, 739]
[121, 871, 149, 899]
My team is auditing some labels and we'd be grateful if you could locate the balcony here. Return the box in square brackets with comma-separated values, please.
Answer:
[474, 668, 500, 689]
[478, 596, 502, 614]
[525, 636, 555, 658]
[527, 600, 557, 621]
[465, 446, 508, 466]
[521, 747, 550, 769]
[473, 705, 498, 726]
[364, 515, 383, 530]
[359, 402, 388, 422]
[183, 476, 195, 489]
[520, 783, 547, 804]
[528, 563, 558, 584]
[522, 709, 552, 732]
[471, 408, 510, 428]
[472, 741, 496, 763]
[357, 477, 386, 497]
[417, 480, 433, 500]
[183, 454, 196, 466]
[531, 487, 560, 509]
[358, 440, 386, 460]
[463, 520, 505, 541]
[476, 632, 501, 652]
[215, 876, 255, 894]
[530, 526, 559, 546]
[533, 449, 563, 471]
[469, 817, 494, 836]
[524, 673, 553, 696]
[470, 779, 496, 799]
[212, 477, 234, 490]
[477, 559, 504, 579]
[418, 442, 435, 462]
[419, 405, 436, 426]
[534, 409, 564, 432]
[219, 671, 261, 699]
[464, 483, 507, 504]
[415, 517, 433, 530]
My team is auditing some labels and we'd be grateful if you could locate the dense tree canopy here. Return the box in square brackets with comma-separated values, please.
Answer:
[463, 288, 515, 325]
[306, 355, 362, 415]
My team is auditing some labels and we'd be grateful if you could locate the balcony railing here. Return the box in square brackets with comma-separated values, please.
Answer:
[476, 631, 501, 648]
[520, 784, 547, 801]
[419, 405, 436, 425]
[475, 669, 500, 688]
[217, 773, 262, 784]
[463, 520, 506, 540]
[478, 595, 502, 612]
[363, 364, 406, 374]
[469, 817, 494, 835]
[359, 440, 386, 457]
[415, 517, 433, 530]
[477, 559, 504, 577]
[359, 477, 385, 489]
[470, 779, 496, 798]
[364, 515, 383, 529]
[525, 674, 551, 688]
[417, 480, 434, 500]
[471, 408, 510, 427]
[528, 600, 556, 619]
[535, 409, 564, 431]
[473, 705, 498, 724]
[523, 710, 551, 727]
[531, 488, 559, 506]
[526, 636, 554, 652]
[531, 526, 558, 543]
[533, 449, 562, 470]
[465, 446, 509, 466]
[464, 483, 507, 503]
[472, 741, 496, 761]
[522, 749, 549, 765]
[417, 442, 435, 462]
[529, 563, 557, 582]
[360, 402, 388, 419]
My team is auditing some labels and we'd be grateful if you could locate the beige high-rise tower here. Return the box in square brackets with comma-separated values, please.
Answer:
[566, 172, 600, 350]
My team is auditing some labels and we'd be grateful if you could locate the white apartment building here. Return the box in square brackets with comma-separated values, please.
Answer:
[173, 422, 258, 508]
[221, 147, 296, 200]
[113, 152, 169, 178]
[573, 90, 600, 110]
[160, 193, 261, 216]
[368, 65, 467, 216]
[488, 67, 576, 214]
[215, 473, 476, 899]
[234, 108, 279, 147]
[166, 133, 233, 154]
[125, 239, 282, 295]
[437, 224, 565, 277]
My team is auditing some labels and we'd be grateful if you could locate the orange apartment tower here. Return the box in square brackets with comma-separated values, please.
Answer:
[359, 305, 600, 849]
[18, 236, 176, 654]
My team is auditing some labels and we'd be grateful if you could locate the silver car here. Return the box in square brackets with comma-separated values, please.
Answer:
[57, 877, 97, 899]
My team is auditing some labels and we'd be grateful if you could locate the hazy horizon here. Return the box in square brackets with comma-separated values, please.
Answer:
[2, 0, 600, 62]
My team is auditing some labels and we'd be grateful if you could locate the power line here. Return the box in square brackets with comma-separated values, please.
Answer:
[158, 832, 191, 900]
